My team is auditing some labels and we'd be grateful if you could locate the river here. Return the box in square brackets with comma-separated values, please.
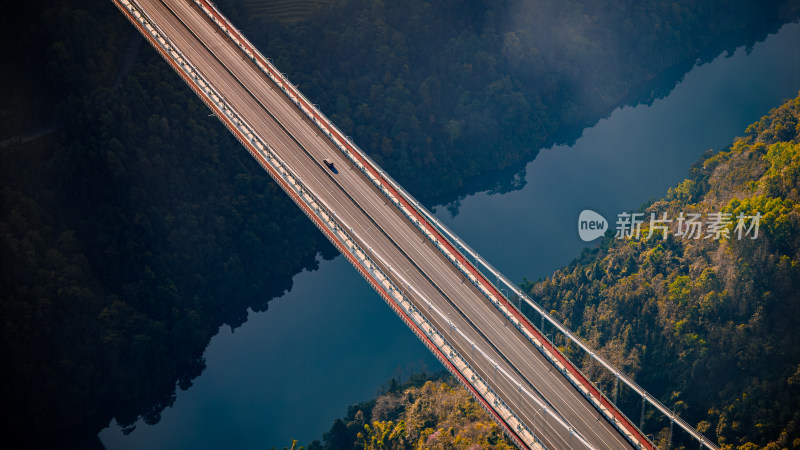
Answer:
[100, 21, 800, 449]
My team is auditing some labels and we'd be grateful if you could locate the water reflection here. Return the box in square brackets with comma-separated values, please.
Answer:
[101, 257, 438, 448]
[101, 21, 799, 450]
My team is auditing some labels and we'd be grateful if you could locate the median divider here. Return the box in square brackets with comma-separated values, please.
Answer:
[185, 1, 657, 448]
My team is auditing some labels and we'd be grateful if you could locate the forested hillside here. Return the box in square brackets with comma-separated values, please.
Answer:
[521, 94, 800, 448]
[0, 0, 797, 446]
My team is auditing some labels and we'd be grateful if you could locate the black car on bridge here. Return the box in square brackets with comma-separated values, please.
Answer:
[323, 159, 338, 174]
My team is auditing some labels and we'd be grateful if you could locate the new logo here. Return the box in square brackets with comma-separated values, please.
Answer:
[578, 209, 608, 242]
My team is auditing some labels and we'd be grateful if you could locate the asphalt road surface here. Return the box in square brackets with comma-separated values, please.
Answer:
[124, 1, 639, 448]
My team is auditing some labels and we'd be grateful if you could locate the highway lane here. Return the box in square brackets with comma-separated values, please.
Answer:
[128, 0, 639, 447]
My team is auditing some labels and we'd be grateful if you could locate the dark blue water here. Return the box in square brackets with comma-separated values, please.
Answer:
[100, 21, 800, 449]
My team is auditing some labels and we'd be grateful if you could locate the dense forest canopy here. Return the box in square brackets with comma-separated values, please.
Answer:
[304, 372, 517, 450]
[521, 94, 800, 449]
[0, 0, 797, 446]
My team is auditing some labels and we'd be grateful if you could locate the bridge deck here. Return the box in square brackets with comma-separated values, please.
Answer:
[115, 0, 647, 448]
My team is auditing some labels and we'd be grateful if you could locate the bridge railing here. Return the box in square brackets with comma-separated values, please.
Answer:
[189, 8, 646, 448]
